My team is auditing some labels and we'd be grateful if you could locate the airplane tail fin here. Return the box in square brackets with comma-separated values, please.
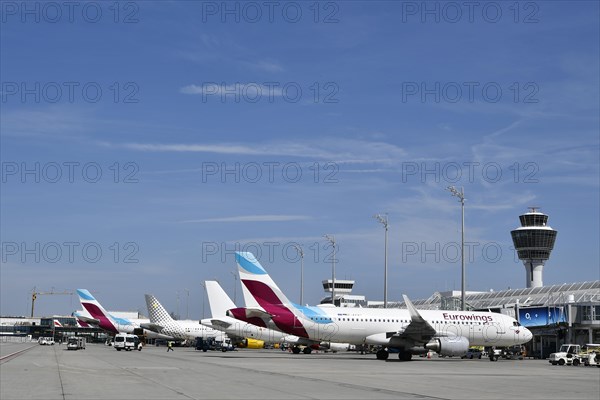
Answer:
[77, 289, 118, 333]
[236, 251, 293, 308]
[145, 294, 175, 324]
[205, 281, 236, 318]
[234, 252, 310, 339]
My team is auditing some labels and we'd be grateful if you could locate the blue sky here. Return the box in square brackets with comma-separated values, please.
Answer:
[1, 1, 598, 318]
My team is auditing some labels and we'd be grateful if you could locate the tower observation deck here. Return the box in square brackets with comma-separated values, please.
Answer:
[510, 207, 558, 288]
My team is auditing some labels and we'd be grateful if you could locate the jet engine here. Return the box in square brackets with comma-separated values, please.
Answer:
[425, 336, 469, 357]
[319, 342, 349, 352]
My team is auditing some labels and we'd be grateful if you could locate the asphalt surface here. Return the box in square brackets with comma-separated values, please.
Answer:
[1, 342, 599, 400]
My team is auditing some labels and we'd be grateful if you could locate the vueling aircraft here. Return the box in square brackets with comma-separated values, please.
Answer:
[144, 294, 226, 342]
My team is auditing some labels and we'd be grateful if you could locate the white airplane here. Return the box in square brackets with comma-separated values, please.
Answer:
[227, 252, 533, 361]
[200, 280, 300, 349]
[144, 294, 226, 342]
[237, 278, 350, 353]
[76, 289, 173, 340]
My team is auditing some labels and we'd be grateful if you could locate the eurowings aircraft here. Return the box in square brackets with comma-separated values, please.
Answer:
[76, 289, 173, 340]
[200, 280, 300, 349]
[237, 278, 350, 353]
[144, 294, 226, 342]
[227, 252, 533, 361]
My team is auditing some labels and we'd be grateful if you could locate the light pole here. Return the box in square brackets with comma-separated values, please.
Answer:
[447, 186, 466, 311]
[200, 282, 206, 319]
[324, 235, 336, 307]
[184, 288, 190, 320]
[374, 213, 389, 308]
[230, 271, 238, 305]
[176, 291, 180, 320]
[292, 244, 304, 305]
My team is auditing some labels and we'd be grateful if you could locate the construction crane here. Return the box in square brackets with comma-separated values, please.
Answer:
[30, 287, 73, 317]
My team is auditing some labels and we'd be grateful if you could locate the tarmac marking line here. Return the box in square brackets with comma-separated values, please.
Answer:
[53, 344, 67, 400]
[0, 345, 37, 363]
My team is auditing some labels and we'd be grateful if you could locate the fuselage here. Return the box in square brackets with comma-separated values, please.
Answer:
[201, 316, 299, 345]
[154, 319, 225, 341]
[231, 305, 532, 348]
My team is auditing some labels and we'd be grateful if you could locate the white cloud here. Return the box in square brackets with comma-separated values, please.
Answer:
[180, 83, 283, 97]
[0, 107, 90, 139]
[243, 59, 284, 73]
[110, 138, 407, 165]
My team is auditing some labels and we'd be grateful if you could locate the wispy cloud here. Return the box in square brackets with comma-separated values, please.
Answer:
[106, 138, 407, 165]
[0, 107, 90, 139]
[242, 59, 284, 73]
[180, 215, 312, 223]
[180, 83, 284, 97]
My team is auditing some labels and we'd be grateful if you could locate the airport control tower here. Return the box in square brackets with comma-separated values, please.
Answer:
[511, 207, 558, 288]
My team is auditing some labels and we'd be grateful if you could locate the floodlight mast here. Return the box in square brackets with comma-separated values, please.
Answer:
[374, 214, 389, 308]
[200, 282, 206, 319]
[292, 244, 305, 305]
[324, 235, 336, 306]
[447, 186, 466, 311]
[230, 271, 238, 304]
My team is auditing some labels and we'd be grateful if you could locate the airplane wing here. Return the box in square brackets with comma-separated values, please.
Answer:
[140, 322, 164, 333]
[388, 295, 437, 345]
[209, 318, 232, 329]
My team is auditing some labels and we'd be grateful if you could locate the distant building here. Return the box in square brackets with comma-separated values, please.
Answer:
[319, 279, 367, 307]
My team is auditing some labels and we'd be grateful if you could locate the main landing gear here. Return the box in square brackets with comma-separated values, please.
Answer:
[375, 348, 413, 361]
[291, 346, 313, 354]
[376, 349, 389, 360]
[398, 350, 412, 361]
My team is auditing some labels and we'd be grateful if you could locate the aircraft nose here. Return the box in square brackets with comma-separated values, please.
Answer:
[524, 328, 533, 341]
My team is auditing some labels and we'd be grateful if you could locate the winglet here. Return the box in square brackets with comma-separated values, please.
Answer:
[402, 294, 426, 323]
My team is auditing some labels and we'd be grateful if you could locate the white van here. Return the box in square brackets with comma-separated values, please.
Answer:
[67, 337, 86, 350]
[38, 337, 55, 345]
[114, 334, 138, 351]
